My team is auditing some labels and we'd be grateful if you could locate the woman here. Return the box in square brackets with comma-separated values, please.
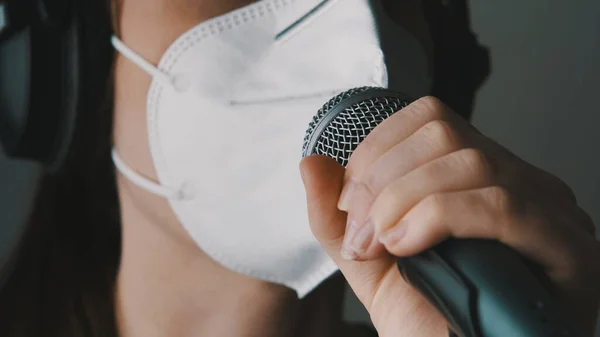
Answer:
[1, 1, 598, 337]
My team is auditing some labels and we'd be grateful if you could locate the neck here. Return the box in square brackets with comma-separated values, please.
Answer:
[113, 2, 345, 335]
[114, 178, 345, 337]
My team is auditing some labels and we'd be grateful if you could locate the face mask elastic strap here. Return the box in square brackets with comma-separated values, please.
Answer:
[110, 36, 176, 89]
[274, 0, 339, 44]
[111, 149, 191, 200]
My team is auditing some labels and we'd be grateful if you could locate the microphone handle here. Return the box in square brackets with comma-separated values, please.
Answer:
[396, 238, 581, 337]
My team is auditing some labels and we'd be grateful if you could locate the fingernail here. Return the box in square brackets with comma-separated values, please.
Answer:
[338, 180, 357, 211]
[341, 246, 358, 260]
[349, 219, 375, 256]
[342, 219, 359, 247]
[341, 219, 359, 260]
[379, 221, 408, 247]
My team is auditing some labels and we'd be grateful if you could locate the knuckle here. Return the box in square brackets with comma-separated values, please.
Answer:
[484, 186, 525, 238]
[457, 148, 496, 181]
[412, 96, 448, 121]
[387, 181, 406, 202]
[385, 178, 413, 208]
[421, 193, 447, 225]
[347, 138, 377, 174]
[486, 185, 518, 215]
[364, 167, 382, 195]
[421, 120, 461, 150]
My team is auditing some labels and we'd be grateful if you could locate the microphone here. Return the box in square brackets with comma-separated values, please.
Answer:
[302, 87, 580, 337]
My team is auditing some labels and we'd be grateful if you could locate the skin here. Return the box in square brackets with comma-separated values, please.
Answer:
[112, 0, 599, 336]
[113, 1, 311, 336]
[113, 1, 430, 336]
[300, 97, 600, 336]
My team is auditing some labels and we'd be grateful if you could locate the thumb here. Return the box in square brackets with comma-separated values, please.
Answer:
[300, 156, 447, 336]
[299, 155, 347, 246]
[299, 155, 394, 309]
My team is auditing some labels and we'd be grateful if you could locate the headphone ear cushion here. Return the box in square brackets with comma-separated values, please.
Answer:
[0, 1, 85, 169]
[0, 1, 28, 42]
[0, 27, 31, 157]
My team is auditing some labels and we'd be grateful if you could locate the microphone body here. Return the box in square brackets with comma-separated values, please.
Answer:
[302, 87, 580, 337]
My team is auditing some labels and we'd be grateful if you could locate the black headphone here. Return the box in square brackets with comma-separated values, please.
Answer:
[0, 0, 81, 169]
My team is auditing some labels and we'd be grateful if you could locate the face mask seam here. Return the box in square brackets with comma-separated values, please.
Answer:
[174, 225, 337, 296]
[296, 259, 340, 297]
[161, 0, 293, 75]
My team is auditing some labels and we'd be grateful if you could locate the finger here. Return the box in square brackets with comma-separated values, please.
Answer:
[339, 97, 472, 209]
[348, 137, 590, 261]
[366, 148, 496, 239]
[378, 186, 600, 334]
[378, 186, 599, 283]
[361, 119, 467, 198]
[299, 155, 449, 336]
[299, 155, 395, 307]
[342, 183, 385, 260]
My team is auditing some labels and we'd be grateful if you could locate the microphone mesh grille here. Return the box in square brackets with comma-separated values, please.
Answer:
[302, 87, 373, 154]
[302, 87, 410, 167]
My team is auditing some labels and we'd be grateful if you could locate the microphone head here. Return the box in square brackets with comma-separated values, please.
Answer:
[302, 87, 413, 167]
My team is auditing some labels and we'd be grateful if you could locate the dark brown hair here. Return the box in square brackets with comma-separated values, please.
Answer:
[0, 1, 121, 336]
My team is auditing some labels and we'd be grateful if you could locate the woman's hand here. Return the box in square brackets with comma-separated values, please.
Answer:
[300, 96, 600, 336]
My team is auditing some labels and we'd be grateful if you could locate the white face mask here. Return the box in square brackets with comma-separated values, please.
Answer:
[110, 0, 423, 297]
